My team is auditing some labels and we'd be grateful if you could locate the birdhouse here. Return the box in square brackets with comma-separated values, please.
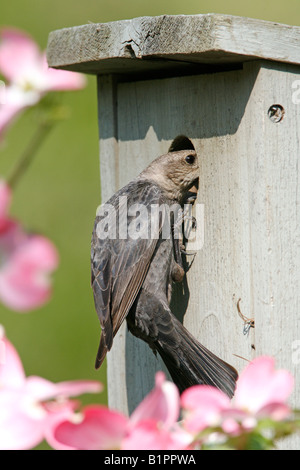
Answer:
[47, 14, 300, 448]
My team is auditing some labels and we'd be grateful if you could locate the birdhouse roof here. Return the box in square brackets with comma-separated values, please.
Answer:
[47, 14, 300, 77]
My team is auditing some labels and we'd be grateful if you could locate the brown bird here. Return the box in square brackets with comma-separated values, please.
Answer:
[91, 136, 238, 398]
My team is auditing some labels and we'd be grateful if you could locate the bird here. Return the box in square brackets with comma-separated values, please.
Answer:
[91, 136, 238, 398]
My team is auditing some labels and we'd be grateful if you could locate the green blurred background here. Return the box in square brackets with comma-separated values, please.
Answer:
[0, 0, 299, 449]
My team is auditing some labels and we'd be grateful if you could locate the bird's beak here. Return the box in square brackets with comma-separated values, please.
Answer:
[185, 177, 199, 204]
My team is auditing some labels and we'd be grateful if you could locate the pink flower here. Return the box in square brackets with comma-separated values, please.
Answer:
[181, 357, 294, 438]
[50, 372, 191, 450]
[48, 405, 129, 450]
[0, 179, 59, 311]
[0, 28, 86, 137]
[232, 356, 294, 422]
[129, 371, 180, 430]
[0, 329, 102, 450]
[181, 385, 231, 433]
[123, 372, 191, 450]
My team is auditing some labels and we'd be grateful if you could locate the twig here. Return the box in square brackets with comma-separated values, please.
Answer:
[237, 298, 255, 336]
[7, 119, 53, 189]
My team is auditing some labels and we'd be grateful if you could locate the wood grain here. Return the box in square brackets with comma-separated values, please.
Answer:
[47, 14, 300, 75]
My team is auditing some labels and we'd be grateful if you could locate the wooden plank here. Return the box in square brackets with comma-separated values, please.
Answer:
[47, 14, 300, 75]
[97, 75, 119, 200]
[242, 61, 300, 449]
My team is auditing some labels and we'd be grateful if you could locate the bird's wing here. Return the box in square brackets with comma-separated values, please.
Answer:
[91, 180, 166, 367]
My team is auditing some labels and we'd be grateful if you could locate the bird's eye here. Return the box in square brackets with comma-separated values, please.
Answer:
[185, 154, 195, 165]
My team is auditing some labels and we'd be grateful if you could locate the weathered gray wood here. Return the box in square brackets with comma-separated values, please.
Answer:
[97, 75, 119, 200]
[47, 14, 300, 75]
[242, 61, 300, 450]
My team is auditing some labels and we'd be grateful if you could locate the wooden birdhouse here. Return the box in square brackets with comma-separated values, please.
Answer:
[47, 14, 300, 449]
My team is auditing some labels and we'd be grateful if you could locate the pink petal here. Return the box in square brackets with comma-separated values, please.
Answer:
[0, 333, 26, 388]
[234, 357, 294, 414]
[51, 406, 128, 450]
[0, 330, 101, 449]
[0, 234, 59, 311]
[0, 28, 41, 81]
[0, 84, 42, 140]
[122, 420, 190, 450]
[0, 388, 78, 450]
[257, 402, 291, 421]
[220, 408, 251, 435]
[181, 385, 231, 433]
[0, 388, 46, 450]
[0, 219, 26, 256]
[221, 417, 242, 435]
[25, 376, 102, 401]
[15, 234, 59, 271]
[0, 29, 85, 140]
[43, 400, 79, 450]
[42, 54, 86, 91]
[129, 372, 180, 430]
[0, 98, 26, 139]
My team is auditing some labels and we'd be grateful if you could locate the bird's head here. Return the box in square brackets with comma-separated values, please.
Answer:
[139, 137, 199, 204]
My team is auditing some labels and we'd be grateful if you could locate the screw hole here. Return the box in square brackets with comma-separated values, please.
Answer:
[268, 104, 285, 123]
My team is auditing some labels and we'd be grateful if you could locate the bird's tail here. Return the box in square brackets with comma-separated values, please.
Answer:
[154, 318, 238, 398]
